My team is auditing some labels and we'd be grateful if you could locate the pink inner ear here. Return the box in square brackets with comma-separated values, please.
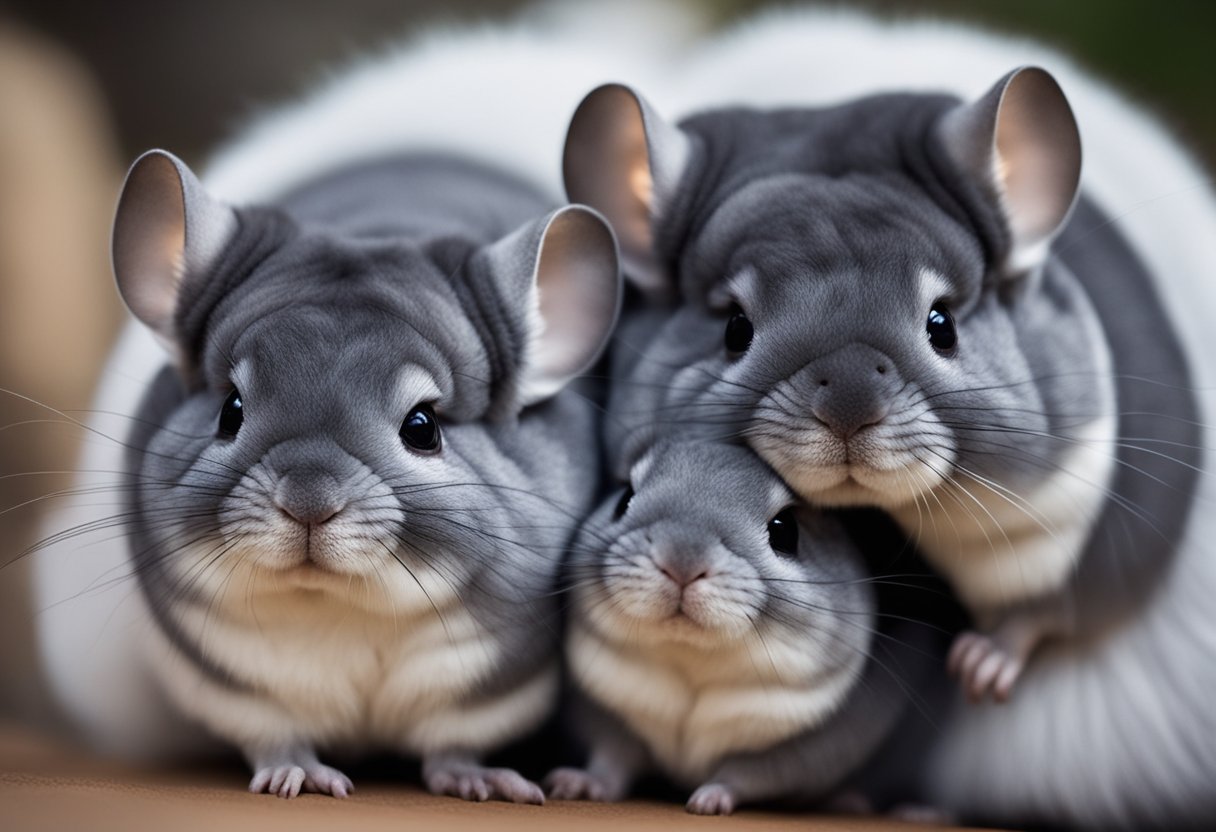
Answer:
[112, 150, 238, 340]
[523, 208, 620, 404]
[994, 69, 1082, 252]
[564, 84, 690, 297]
[937, 67, 1081, 273]
[113, 152, 189, 337]
[565, 86, 653, 259]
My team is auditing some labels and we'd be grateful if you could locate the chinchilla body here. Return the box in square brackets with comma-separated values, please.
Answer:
[35, 89, 622, 804]
[559, 8, 1216, 830]
[551, 437, 940, 814]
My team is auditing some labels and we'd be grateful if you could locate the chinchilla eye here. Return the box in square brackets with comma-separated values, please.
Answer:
[724, 304, 754, 355]
[613, 485, 634, 520]
[767, 508, 799, 556]
[400, 404, 441, 452]
[927, 303, 957, 353]
[218, 389, 243, 438]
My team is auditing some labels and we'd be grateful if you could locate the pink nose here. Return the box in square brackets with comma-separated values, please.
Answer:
[658, 562, 709, 589]
[277, 501, 341, 527]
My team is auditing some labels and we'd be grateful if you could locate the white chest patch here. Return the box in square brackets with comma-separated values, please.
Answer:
[894, 414, 1118, 611]
[567, 622, 862, 784]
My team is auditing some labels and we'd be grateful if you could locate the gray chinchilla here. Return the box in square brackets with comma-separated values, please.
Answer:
[56, 149, 621, 802]
[546, 438, 933, 814]
[562, 69, 1201, 703]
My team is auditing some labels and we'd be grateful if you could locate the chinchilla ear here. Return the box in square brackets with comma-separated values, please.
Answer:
[563, 83, 690, 298]
[112, 150, 237, 342]
[483, 205, 622, 407]
[936, 67, 1081, 275]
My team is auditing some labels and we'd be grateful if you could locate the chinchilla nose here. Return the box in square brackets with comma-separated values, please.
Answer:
[651, 534, 714, 588]
[266, 438, 359, 525]
[797, 344, 902, 440]
[657, 559, 709, 589]
[274, 468, 346, 526]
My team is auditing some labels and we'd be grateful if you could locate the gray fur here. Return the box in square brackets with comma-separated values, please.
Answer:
[569, 77, 1199, 656]
[113, 149, 620, 800]
[565, 73, 1208, 829]
[552, 440, 934, 812]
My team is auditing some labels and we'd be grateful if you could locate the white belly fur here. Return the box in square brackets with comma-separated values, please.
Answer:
[568, 622, 863, 784]
[150, 576, 556, 756]
[892, 414, 1118, 611]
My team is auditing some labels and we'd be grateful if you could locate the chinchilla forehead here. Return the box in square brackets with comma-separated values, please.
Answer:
[684, 173, 985, 314]
[671, 93, 992, 305]
[233, 312, 447, 423]
[193, 226, 495, 417]
[633, 441, 793, 522]
[674, 182, 986, 384]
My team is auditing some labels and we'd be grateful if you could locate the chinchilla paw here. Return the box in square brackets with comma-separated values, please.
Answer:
[686, 782, 737, 815]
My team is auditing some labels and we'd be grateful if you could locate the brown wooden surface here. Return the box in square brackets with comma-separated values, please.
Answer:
[0, 722, 994, 832]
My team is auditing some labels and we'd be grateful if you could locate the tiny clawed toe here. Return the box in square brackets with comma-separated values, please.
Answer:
[429, 765, 543, 805]
[544, 768, 610, 802]
[687, 784, 736, 816]
[949, 630, 1025, 703]
[251, 762, 354, 799]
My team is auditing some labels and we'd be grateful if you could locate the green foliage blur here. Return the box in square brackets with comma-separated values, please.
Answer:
[707, 0, 1216, 168]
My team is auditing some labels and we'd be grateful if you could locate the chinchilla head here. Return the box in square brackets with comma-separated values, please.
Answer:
[568, 439, 873, 679]
[113, 151, 620, 616]
[566, 69, 1115, 515]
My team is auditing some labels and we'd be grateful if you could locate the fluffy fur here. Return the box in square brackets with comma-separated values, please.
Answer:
[551, 440, 929, 814]
[672, 12, 1216, 831]
[33, 4, 1216, 827]
[35, 1, 654, 769]
[35, 143, 620, 803]
[589, 9, 1216, 831]
[201, 1, 697, 205]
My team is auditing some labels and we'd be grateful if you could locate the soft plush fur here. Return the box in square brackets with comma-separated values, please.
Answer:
[568, 8, 1216, 831]
[32, 4, 1216, 829]
[36, 143, 621, 803]
[673, 13, 1216, 831]
[34, 4, 653, 776]
[551, 440, 931, 815]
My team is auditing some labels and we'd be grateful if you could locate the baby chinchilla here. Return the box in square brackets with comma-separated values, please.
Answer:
[548, 439, 933, 815]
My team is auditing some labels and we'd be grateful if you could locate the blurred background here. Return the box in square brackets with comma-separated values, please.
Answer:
[0, 0, 1212, 725]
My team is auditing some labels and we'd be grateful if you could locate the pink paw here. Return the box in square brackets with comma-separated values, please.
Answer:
[948, 631, 1024, 703]
[686, 783, 737, 815]
[544, 767, 620, 801]
[426, 763, 544, 805]
[248, 762, 353, 799]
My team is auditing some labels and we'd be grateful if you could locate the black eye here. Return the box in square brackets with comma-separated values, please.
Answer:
[927, 303, 957, 353]
[613, 486, 634, 520]
[400, 404, 441, 452]
[767, 508, 799, 556]
[724, 304, 754, 355]
[218, 389, 243, 438]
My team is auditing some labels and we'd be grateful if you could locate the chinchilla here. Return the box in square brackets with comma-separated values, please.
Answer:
[560, 64, 1216, 830]
[546, 437, 937, 814]
[34, 149, 621, 803]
